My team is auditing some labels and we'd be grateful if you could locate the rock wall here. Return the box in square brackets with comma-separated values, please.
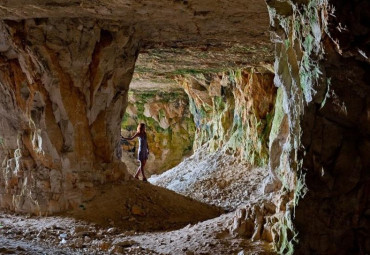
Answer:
[0, 0, 273, 217]
[0, 19, 139, 214]
[295, 0, 370, 253]
[179, 67, 276, 166]
[121, 87, 195, 175]
[264, 0, 370, 254]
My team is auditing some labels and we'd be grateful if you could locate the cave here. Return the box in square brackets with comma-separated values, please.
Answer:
[0, 0, 369, 254]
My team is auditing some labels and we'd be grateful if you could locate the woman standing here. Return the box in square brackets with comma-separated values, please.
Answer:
[122, 123, 149, 182]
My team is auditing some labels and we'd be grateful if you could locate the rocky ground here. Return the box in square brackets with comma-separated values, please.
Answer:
[0, 211, 274, 255]
[150, 146, 269, 211]
[0, 148, 275, 255]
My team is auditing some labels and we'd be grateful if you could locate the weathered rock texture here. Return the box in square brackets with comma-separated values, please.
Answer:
[121, 86, 195, 175]
[265, 0, 370, 254]
[0, 0, 270, 47]
[0, 0, 272, 215]
[295, 0, 370, 253]
[0, 19, 138, 214]
[134, 44, 274, 84]
[179, 67, 276, 166]
[0, 0, 368, 254]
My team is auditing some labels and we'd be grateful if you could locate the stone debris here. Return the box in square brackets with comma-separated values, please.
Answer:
[150, 145, 285, 247]
[0, 212, 275, 255]
[131, 205, 146, 216]
[150, 148, 269, 211]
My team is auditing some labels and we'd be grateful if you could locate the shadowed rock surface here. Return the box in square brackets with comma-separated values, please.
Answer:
[0, 0, 369, 254]
[0, 0, 270, 47]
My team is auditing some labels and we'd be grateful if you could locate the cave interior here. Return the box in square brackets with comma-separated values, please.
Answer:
[0, 0, 369, 254]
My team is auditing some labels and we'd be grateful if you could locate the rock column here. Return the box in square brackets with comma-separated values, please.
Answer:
[0, 19, 139, 214]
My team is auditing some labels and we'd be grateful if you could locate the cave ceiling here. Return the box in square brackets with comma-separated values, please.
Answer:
[0, 0, 274, 86]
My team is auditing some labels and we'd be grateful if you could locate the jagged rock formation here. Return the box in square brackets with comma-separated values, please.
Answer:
[264, 0, 370, 254]
[121, 85, 195, 175]
[211, 1, 369, 254]
[179, 67, 276, 166]
[0, 0, 369, 254]
[0, 0, 271, 215]
[295, 0, 370, 253]
[0, 19, 138, 214]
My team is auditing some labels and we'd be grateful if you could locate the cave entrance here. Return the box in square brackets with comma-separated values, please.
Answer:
[120, 43, 277, 213]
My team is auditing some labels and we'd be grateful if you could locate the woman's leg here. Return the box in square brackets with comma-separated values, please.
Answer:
[134, 160, 142, 179]
[134, 159, 147, 180]
[141, 160, 147, 181]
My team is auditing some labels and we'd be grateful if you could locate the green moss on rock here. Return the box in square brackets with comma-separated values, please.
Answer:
[121, 88, 195, 175]
[180, 67, 276, 167]
[267, 0, 330, 253]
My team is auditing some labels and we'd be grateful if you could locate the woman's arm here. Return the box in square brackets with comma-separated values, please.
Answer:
[122, 132, 139, 141]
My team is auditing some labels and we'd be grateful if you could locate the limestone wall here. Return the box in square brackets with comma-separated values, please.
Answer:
[0, 19, 138, 214]
[179, 67, 276, 166]
[230, 1, 369, 253]
[295, 0, 370, 253]
[265, 0, 370, 253]
[121, 88, 195, 175]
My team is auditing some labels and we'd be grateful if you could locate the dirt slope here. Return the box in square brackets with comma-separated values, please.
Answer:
[0, 147, 275, 254]
[67, 180, 222, 232]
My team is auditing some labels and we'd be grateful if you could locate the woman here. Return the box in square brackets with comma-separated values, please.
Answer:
[122, 123, 149, 182]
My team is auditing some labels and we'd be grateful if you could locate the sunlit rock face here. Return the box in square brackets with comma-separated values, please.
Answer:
[121, 85, 195, 175]
[0, 19, 138, 214]
[179, 67, 276, 166]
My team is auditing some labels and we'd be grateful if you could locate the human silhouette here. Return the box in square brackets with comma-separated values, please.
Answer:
[122, 123, 149, 181]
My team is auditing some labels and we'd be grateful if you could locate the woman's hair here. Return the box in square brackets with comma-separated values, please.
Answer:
[137, 123, 146, 134]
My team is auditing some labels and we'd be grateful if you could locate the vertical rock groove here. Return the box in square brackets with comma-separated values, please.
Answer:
[0, 19, 139, 214]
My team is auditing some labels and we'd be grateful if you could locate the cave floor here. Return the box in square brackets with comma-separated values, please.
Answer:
[0, 211, 274, 255]
[1, 149, 275, 254]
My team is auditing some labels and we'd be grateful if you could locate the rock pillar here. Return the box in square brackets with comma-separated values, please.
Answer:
[0, 19, 139, 214]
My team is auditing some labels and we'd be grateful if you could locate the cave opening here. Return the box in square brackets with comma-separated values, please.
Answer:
[120, 49, 276, 214]
[120, 78, 195, 176]
[0, 0, 369, 254]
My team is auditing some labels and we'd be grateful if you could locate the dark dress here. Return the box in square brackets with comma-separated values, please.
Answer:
[138, 133, 149, 161]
